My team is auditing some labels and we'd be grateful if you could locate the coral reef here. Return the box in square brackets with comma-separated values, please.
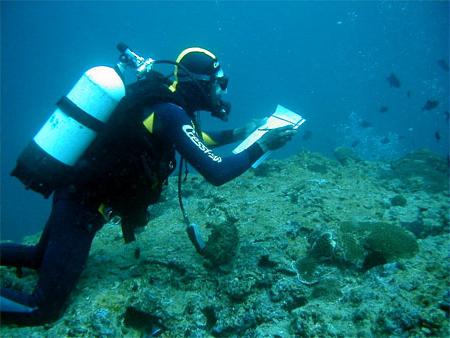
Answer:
[1, 150, 449, 337]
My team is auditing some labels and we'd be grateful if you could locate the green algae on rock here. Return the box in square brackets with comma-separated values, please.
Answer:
[339, 221, 419, 269]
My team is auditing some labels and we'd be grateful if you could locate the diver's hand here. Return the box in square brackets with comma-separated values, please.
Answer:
[256, 125, 297, 152]
[233, 118, 268, 140]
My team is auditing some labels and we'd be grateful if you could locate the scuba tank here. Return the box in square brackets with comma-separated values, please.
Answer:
[11, 44, 153, 198]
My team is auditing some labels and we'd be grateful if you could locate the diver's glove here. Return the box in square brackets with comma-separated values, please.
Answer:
[256, 125, 297, 152]
[233, 118, 268, 141]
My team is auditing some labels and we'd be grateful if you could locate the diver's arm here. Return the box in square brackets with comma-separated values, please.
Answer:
[201, 118, 267, 147]
[199, 129, 235, 148]
[153, 103, 263, 186]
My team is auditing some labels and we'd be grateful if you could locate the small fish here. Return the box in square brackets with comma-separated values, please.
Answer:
[435, 130, 441, 142]
[351, 140, 360, 148]
[380, 136, 390, 144]
[387, 73, 401, 88]
[379, 106, 389, 113]
[422, 99, 439, 111]
[437, 59, 449, 72]
[359, 120, 372, 128]
[302, 130, 312, 141]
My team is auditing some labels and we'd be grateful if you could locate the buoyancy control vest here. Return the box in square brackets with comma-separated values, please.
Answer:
[76, 71, 186, 205]
[11, 70, 186, 202]
[76, 72, 188, 242]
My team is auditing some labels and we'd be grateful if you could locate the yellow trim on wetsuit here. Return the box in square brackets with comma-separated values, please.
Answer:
[201, 131, 218, 146]
[143, 112, 155, 133]
[98, 203, 109, 220]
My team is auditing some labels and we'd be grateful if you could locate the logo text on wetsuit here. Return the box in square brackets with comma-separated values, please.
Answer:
[182, 125, 222, 163]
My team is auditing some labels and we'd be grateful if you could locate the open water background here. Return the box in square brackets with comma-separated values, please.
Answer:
[1, 1, 448, 241]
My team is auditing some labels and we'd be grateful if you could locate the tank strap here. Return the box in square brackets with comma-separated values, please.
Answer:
[57, 96, 105, 133]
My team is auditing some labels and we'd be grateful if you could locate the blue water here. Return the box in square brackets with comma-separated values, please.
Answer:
[1, 1, 448, 241]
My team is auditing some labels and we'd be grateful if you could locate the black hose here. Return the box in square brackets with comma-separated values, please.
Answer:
[177, 156, 190, 226]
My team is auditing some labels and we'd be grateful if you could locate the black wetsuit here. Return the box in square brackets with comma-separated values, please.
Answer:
[0, 101, 263, 326]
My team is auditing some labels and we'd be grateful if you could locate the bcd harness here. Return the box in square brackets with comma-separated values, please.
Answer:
[84, 71, 207, 252]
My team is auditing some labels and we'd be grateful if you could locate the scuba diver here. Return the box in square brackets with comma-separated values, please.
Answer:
[0, 45, 297, 326]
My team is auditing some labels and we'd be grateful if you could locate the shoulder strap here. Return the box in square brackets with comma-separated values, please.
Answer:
[125, 71, 187, 109]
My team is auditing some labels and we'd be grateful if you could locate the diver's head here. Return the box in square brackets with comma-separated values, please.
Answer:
[170, 47, 231, 121]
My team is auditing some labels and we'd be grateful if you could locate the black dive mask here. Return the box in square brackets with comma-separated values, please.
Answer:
[176, 66, 231, 120]
[209, 73, 230, 121]
[216, 76, 229, 91]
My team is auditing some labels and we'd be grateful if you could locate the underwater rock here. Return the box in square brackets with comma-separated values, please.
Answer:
[364, 222, 418, 260]
[123, 306, 166, 336]
[390, 194, 407, 206]
[203, 219, 239, 267]
[253, 321, 291, 337]
[333, 147, 361, 165]
[439, 290, 450, 315]
[1, 149, 448, 337]
[307, 162, 329, 174]
[308, 230, 338, 261]
[251, 161, 281, 177]
[390, 149, 449, 193]
[268, 277, 309, 313]
[290, 305, 343, 337]
[296, 256, 319, 280]
[304, 154, 331, 174]
[90, 308, 117, 336]
[304, 221, 419, 271]
[400, 219, 425, 238]
[310, 279, 343, 301]
[201, 305, 218, 331]
[222, 274, 256, 302]
[211, 306, 257, 336]
[257, 254, 278, 268]
[342, 221, 418, 270]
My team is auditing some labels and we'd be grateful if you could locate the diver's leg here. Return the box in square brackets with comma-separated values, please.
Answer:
[0, 222, 51, 269]
[0, 188, 103, 326]
[0, 243, 42, 270]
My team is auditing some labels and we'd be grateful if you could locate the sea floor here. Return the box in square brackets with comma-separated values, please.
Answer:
[1, 149, 449, 337]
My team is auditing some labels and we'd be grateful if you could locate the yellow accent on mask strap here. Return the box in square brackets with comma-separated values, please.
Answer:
[201, 132, 218, 146]
[143, 112, 155, 133]
[169, 47, 218, 92]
